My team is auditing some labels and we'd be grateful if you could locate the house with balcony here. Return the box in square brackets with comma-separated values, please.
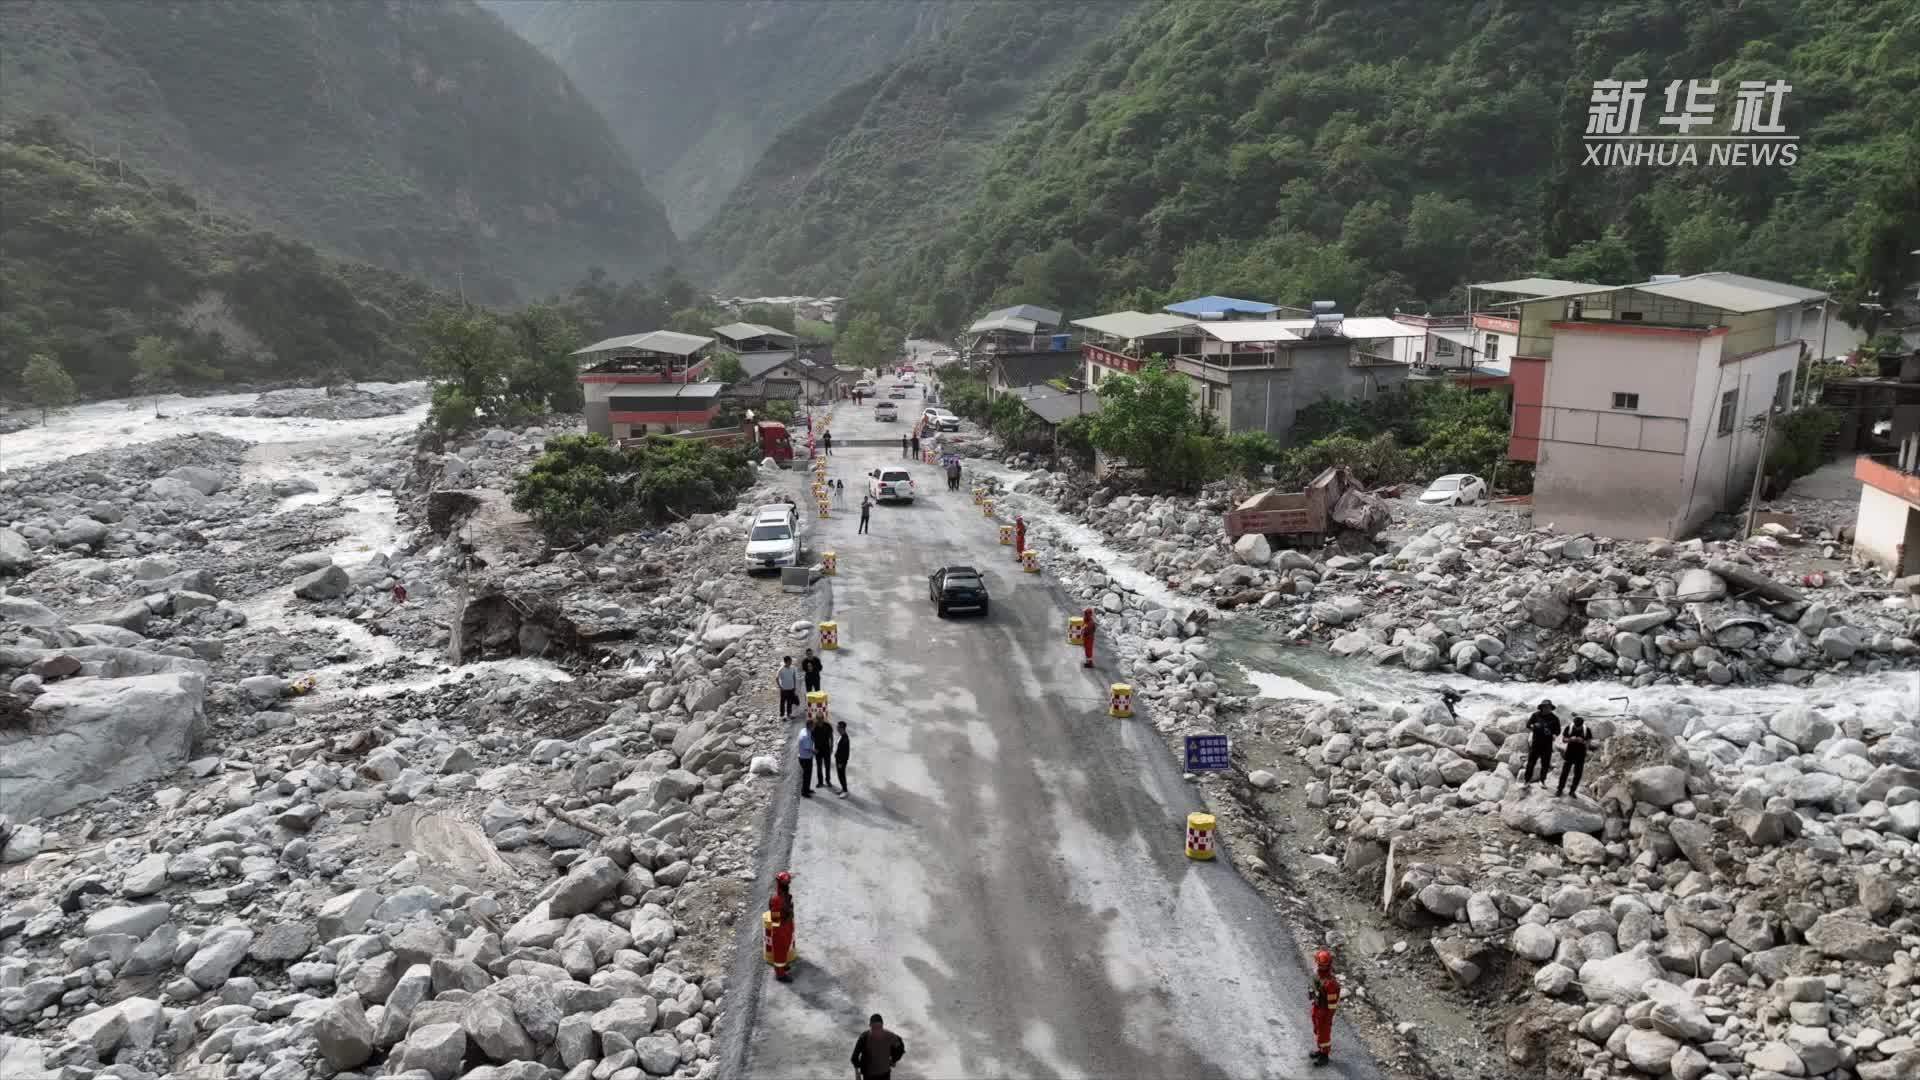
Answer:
[1491, 271, 1829, 539]
[1073, 305, 1422, 444]
[1853, 434, 1920, 577]
[576, 330, 724, 439]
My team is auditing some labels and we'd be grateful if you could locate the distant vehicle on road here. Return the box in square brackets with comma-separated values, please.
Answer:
[921, 408, 960, 431]
[868, 468, 915, 503]
[875, 401, 899, 422]
[744, 504, 802, 571]
[928, 565, 989, 616]
[887, 386, 910, 399]
[1419, 474, 1487, 507]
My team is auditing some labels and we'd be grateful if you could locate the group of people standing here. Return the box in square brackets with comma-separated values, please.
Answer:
[779, 651, 852, 799]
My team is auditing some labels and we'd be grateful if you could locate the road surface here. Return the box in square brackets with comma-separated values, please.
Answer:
[735, 406, 1382, 1079]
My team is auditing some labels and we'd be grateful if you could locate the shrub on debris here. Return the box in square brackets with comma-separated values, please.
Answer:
[510, 433, 752, 545]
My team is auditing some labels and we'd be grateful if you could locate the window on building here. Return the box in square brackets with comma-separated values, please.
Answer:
[1434, 338, 1456, 357]
[1717, 389, 1738, 436]
[1612, 392, 1640, 411]
[1483, 336, 1500, 361]
[1206, 385, 1224, 413]
[1774, 371, 1791, 410]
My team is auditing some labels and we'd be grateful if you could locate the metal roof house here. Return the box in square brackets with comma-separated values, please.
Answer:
[1488, 271, 1835, 538]
[577, 330, 721, 440]
[966, 305, 1069, 356]
[1163, 295, 1280, 321]
[711, 322, 798, 353]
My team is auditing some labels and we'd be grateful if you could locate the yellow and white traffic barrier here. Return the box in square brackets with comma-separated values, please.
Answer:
[822, 551, 837, 576]
[1109, 683, 1134, 718]
[818, 621, 839, 650]
[806, 690, 829, 724]
[998, 524, 1014, 546]
[1068, 615, 1085, 645]
[1021, 549, 1039, 573]
[816, 500, 831, 519]
[1185, 813, 1216, 860]
[981, 498, 994, 516]
[972, 488, 984, 505]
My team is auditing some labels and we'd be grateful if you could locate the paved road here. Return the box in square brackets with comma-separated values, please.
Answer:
[737, 419, 1382, 1078]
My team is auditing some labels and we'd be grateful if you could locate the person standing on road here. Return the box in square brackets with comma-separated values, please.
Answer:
[764, 891, 795, 982]
[1081, 606, 1097, 668]
[797, 724, 816, 798]
[1014, 516, 1026, 558]
[858, 495, 872, 534]
[1307, 950, 1342, 1066]
[900, 434, 909, 458]
[777, 657, 800, 720]
[812, 712, 834, 789]
[1557, 714, 1592, 797]
[850, 1014, 905, 1080]
[801, 648, 823, 694]
[909, 432, 921, 458]
[1523, 700, 1560, 786]
[821, 430, 833, 456]
[834, 720, 850, 797]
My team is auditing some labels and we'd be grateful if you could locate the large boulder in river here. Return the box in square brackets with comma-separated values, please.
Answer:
[165, 465, 224, 495]
[293, 565, 351, 600]
[1, 672, 205, 818]
[0, 529, 33, 575]
[1501, 795, 1604, 837]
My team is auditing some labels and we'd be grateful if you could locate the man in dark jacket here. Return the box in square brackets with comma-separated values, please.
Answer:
[1557, 714, 1592, 797]
[812, 712, 834, 789]
[1524, 700, 1560, 786]
[801, 649, 823, 694]
[834, 720, 851, 797]
[851, 1014, 905, 1080]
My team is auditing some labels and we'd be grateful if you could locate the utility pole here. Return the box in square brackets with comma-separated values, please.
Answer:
[1744, 398, 1776, 540]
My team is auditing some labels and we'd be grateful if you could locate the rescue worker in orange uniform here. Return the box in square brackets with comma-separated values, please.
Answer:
[764, 891, 796, 982]
[1308, 949, 1341, 1065]
[1081, 607, 1096, 668]
[1014, 516, 1026, 561]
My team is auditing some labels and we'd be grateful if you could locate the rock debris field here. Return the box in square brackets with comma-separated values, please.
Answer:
[0, 399, 839, 1080]
[951, 444, 1920, 1080]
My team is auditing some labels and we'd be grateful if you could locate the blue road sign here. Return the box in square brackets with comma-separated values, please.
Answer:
[1185, 734, 1230, 772]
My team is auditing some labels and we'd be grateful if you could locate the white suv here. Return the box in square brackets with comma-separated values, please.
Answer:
[743, 504, 802, 570]
[868, 468, 915, 503]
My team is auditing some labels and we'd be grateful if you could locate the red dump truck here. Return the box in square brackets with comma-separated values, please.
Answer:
[1223, 466, 1358, 547]
[622, 420, 795, 465]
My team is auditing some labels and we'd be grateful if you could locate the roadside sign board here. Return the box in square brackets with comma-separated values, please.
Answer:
[1185, 734, 1230, 772]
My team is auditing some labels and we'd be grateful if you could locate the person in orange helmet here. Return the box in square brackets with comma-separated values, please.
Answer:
[1308, 949, 1341, 1065]
[1014, 516, 1026, 561]
[1081, 606, 1096, 669]
[764, 888, 796, 982]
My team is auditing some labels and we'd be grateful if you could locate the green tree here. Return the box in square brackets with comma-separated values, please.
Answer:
[422, 309, 515, 433]
[1086, 360, 1221, 490]
[1539, 228, 1639, 285]
[742, 305, 796, 334]
[505, 302, 585, 415]
[22, 353, 77, 423]
[707, 349, 745, 384]
[130, 335, 179, 415]
[509, 433, 752, 545]
[666, 307, 720, 335]
[836, 312, 896, 370]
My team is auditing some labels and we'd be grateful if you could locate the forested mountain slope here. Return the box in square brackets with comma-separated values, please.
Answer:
[485, 0, 961, 232]
[0, 123, 450, 401]
[694, 1, 1136, 294]
[0, 0, 679, 304]
[856, 0, 1919, 333]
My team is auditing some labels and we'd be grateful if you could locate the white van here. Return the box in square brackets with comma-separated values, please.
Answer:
[743, 504, 802, 570]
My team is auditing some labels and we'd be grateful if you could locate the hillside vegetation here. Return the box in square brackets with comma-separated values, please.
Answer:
[852, 0, 1919, 333]
[694, 1, 1135, 293]
[0, 122, 452, 401]
[0, 0, 679, 304]
[485, 0, 960, 232]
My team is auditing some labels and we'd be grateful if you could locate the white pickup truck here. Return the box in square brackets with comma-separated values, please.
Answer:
[874, 401, 899, 422]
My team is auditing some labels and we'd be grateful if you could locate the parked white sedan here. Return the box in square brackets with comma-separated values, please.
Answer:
[1419, 474, 1488, 506]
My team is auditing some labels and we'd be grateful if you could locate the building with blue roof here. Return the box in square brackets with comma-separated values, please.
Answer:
[1163, 295, 1279, 320]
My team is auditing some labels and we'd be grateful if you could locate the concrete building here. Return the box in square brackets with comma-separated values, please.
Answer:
[1163, 295, 1279, 321]
[1496, 272, 1828, 539]
[711, 322, 798, 353]
[967, 305, 1066, 355]
[576, 330, 723, 439]
[1853, 434, 1920, 576]
[1072, 308, 1421, 445]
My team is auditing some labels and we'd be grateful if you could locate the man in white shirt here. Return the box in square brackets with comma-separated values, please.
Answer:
[776, 656, 800, 720]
